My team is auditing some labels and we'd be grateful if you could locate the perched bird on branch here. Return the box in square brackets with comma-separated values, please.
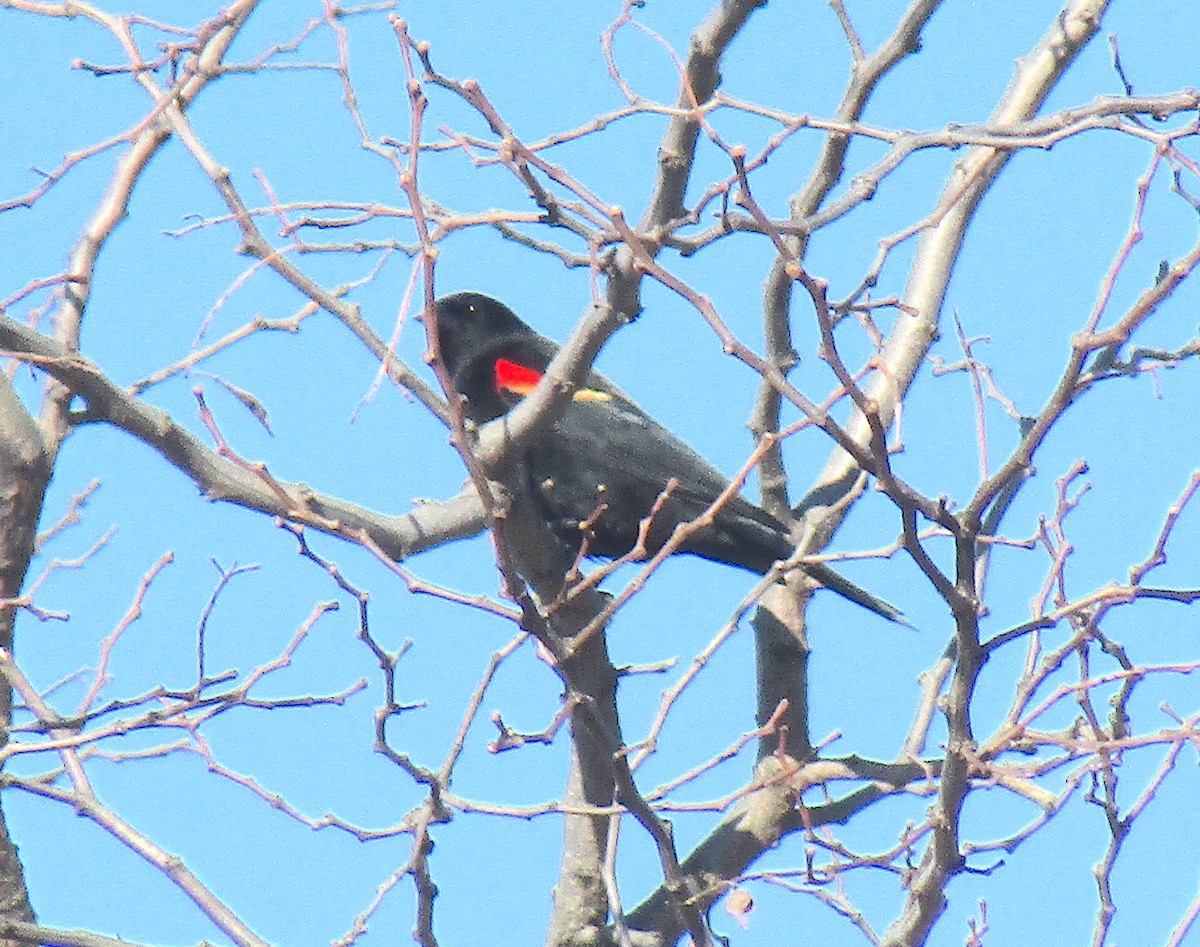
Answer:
[433, 291, 903, 624]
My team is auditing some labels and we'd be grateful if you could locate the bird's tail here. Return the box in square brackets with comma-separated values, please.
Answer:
[797, 560, 911, 627]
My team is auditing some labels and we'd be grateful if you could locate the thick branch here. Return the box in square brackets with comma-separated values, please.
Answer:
[0, 374, 46, 931]
[638, 0, 768, 234]
[0, 314, 486, 561]
[880, 7, 1114, 944]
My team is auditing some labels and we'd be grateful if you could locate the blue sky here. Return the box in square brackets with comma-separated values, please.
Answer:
[1, 2, 1198, 945]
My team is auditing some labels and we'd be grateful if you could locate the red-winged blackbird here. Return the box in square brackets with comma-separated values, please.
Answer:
[433, 291, 902, 623]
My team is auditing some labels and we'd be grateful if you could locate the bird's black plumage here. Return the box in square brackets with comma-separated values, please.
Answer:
[433, 291, 902, 623]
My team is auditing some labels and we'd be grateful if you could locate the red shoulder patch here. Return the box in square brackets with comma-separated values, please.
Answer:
[495, 357, 542, 396]
[495, 357, 613, 403]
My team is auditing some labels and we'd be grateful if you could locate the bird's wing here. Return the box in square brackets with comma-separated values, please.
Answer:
[528, 390, 793, 567]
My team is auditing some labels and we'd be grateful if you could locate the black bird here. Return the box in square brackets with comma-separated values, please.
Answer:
[432, 291, 902, 623]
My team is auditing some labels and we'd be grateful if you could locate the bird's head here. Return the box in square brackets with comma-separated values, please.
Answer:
[430, 292, 534, 381]
[430, 292, 553, 422]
